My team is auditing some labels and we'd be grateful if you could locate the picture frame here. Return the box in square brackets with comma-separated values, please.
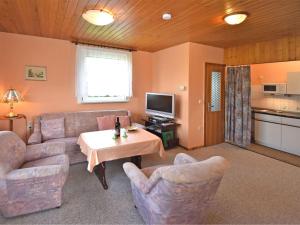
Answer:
[25, 66, 47, 81]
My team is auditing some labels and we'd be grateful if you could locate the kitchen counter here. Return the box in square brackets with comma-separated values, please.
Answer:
[252, 107, 300, 119]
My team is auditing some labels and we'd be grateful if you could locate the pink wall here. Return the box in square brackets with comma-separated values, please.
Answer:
[188, 43, 224, 148]
[251, 61, 300, 85]
[0, 32, 224, 148]
[152, 43, 190, 148]
[0, 32, 153, 139]
[152, 42, 224, 149]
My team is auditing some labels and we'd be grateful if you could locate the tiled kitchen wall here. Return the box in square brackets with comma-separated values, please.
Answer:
[251, 85, 300, 112]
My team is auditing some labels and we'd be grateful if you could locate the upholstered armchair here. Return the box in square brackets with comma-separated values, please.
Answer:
[0, 131, 69, 218]
[123, 153, 230, 225]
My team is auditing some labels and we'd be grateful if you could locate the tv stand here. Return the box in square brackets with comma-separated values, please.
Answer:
[144, 116, 179, 149]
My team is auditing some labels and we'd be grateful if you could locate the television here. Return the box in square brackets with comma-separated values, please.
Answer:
[145, 92, 175, 119]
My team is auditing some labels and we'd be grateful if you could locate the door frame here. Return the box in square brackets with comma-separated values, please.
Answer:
[204, 62, 226, 146]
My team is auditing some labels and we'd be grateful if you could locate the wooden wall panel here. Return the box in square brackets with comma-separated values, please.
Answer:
[225, 36, 300, 65]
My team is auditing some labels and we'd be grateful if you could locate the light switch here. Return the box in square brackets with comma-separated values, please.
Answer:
[178, 85, 186, 91]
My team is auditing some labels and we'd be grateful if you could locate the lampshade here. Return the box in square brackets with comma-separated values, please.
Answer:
[224, 12, 248, 25]
[2, 88, 22, 103]
[82, 9, 114, 26]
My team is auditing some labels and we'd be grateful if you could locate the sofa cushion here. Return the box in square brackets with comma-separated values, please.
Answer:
[41, 118, 65, 141]
[118, 116, 131, 128]
[45, 137, 79, 153]
[44, 138, 85, 164]
[97, 115, 116, 130]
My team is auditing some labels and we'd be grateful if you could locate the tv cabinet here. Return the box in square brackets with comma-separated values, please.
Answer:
[143, 116, 179, 149]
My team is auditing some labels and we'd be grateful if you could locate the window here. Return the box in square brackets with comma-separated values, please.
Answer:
[76, 44, 132, 103]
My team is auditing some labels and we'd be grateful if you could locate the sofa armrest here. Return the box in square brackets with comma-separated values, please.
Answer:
[28, 132, 42, 145]
[124, 162, 163, 194]
[174, 153, 198, 165]
[25, 142, 66, 162]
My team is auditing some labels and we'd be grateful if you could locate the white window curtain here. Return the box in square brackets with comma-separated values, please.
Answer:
[76, 44, 132, 103]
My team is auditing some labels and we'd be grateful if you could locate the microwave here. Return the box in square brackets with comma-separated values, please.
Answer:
[263, 83, 287, 94]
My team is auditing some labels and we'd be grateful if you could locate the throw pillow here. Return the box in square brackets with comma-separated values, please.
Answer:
[41, 118, 65, 141]
[119, 116, 131, 128]
[97, 115, 116, 130]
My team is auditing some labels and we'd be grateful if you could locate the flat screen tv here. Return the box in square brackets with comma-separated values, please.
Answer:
[145, 92, 175, 119]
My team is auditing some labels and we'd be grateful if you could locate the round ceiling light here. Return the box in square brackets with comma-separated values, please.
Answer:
[162, 13, 172, 20]
[82, 9, 114, 26]
[224, 12, 248, 25]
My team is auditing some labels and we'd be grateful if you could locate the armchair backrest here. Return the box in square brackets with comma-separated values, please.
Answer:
[0, 131, 26, 177]
[147, 156, 229, 221]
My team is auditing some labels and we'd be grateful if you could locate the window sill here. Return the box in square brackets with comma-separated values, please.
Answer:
[79, 97, 130, 104]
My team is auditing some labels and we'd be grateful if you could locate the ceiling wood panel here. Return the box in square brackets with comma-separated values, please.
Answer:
[0, 0, 300, 52]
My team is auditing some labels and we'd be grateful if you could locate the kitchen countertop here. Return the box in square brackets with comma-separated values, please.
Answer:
[252, 107, 300, 119]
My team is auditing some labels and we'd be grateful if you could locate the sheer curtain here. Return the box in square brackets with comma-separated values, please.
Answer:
[225, 65, 251, 147]
[76, 44, 132, 103]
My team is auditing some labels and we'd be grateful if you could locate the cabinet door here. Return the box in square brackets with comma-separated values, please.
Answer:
[287, 72, 300, 95]
[254, 120, 282, 149]
[281, 125, 300, 156]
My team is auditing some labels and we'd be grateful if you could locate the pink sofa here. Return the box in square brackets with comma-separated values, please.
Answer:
[28, 110, 130, 164]
[0, 131, 69, 217]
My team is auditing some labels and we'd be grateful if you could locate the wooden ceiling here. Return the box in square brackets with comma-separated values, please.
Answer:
[0, 0, 300, 52]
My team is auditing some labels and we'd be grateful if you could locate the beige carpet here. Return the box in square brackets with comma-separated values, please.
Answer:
[248, 143, 300, 167]
[1, 143, 300, 224]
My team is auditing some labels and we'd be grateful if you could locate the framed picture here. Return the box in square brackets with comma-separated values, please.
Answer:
[25, 66, 47, 81]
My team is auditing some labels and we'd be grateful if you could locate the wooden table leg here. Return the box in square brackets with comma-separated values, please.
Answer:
[131, 155, 142, 169]
[9, 120, 13, 131]
[94, 162, 108, 190]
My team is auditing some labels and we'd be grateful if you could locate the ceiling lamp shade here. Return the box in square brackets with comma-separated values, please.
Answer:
[82, 9, 114, 26]
[224, 12, 248, 25]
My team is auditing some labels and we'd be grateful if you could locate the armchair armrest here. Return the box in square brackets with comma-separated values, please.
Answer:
[25, 142, 66, 162]
[28, 132, 42, 144]
[174, 153, 198, 165]
[6, 165, 63, 181]
[123, 162, 162, 194]
[0, 179, 8, 205]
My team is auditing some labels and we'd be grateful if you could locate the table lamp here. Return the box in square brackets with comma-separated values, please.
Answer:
[2, 88, 22, 118]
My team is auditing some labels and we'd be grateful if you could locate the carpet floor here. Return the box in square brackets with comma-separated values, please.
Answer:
[1, 143, 300, 224]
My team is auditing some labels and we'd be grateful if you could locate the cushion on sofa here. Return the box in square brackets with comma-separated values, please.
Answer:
[44, 137, 85, 164]
[118, 116, 131, 128]
[97, 115, 116, 130]
[44, 137, 79, 152]
[41, 118, 65, 141]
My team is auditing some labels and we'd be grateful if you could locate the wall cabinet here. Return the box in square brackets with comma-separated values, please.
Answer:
[254, 113, 300, 156]
[287, 72, 300, 95]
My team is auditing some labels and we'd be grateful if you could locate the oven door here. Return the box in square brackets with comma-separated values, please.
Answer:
[263, 84, 277, 93]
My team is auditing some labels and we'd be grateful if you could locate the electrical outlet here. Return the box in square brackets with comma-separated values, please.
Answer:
[27, 121, 32, 130]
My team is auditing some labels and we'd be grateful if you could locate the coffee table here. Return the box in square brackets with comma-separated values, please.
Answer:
[77, 128, 165, 189]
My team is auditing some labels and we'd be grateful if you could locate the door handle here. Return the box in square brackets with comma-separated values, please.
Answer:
[208, 103, 214, 111]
